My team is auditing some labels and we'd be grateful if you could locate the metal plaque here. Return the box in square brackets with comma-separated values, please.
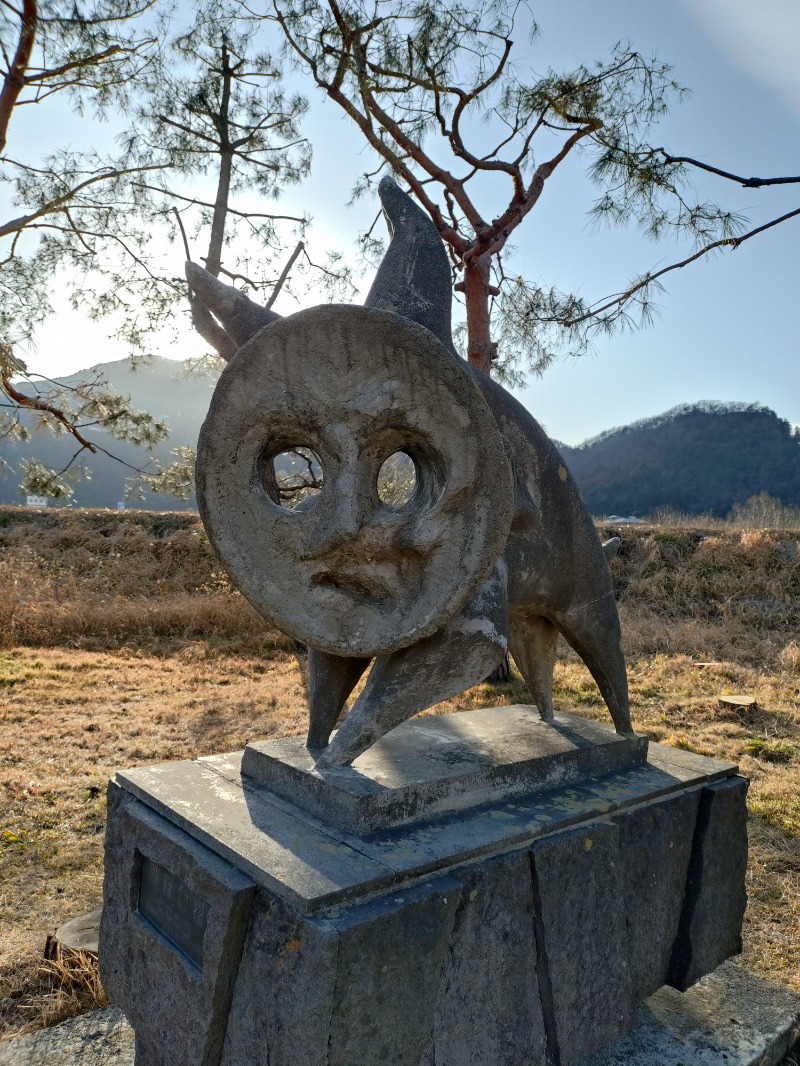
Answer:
[137, 855, 209, 970]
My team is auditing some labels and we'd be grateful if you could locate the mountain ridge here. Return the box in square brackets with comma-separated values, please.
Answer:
[2, 359, 798, 515]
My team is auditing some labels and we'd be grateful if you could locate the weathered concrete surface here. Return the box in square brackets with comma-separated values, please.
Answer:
[99, 783, 255, 1066]
[667, 777, 749, 991]
[196, 303, 514, 662]
[578, 961, 800, 1066]
[0, 1009, 134, 1066]
[115, 736, 739, 915]
[364, 175, 459, 357]
[243, 706, 648, 834]
[313, 560, 512, 768]
[191, 177, 634, 767]
[115, 757, 398, 913]
[531, 821, 635, 1064]
[420, 850, 548, 1066]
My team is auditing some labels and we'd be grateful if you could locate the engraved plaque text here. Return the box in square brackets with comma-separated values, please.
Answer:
[137, 855, 209, 970]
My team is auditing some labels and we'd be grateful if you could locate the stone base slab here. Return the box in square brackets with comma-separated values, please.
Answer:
[100, 720, 749, 1066]
[578, 961, 800, 1066]
[3, 964, 796, 1066]
[242, 706, 649, 834]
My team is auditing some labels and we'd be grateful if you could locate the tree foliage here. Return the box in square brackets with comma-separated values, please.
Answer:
[0, 0, 174, 494]
[0, 0, 341, 498]
[272, 0, 799, 379]
[116, 0, 320, 359]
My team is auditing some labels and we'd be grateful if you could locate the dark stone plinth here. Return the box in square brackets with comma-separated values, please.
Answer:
[4, 961, 798, 1066]
[613, 789, 701, 1000]
[99, 783, 255, 1066]
[242, 706, 648, 834]
[531, 821, 635, 1063]
[100, 712, 748, 1066]
[419, 851, 549, 1066]
[219, 879, 460, 1066]
[667, 776, 749, 990]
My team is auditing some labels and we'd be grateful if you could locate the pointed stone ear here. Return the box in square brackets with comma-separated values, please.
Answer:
[185, 262, 281, 349]
[364, 177, 457, 355]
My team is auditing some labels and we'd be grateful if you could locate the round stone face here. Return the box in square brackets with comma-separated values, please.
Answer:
[196, 305, 514, 657]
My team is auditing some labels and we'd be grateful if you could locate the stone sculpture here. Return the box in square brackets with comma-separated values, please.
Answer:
[98, 178, 749, 1066]
[189, 178, 632, 768]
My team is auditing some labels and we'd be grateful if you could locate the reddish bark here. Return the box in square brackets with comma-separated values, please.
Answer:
[0, 0, 38, 154]
[463, 255, 495, 374]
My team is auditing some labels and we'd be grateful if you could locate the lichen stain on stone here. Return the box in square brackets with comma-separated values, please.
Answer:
[209, 781, 238, 803]
[317, 842, 346, 856]
[558, 465, 569, 481]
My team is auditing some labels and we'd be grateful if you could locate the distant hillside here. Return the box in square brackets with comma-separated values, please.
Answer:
[0, 358, 217, 510]
[4, 363, 799, 518]
[559, 402, 800, 517]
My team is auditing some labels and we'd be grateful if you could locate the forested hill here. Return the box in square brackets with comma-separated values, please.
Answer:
[558, 402, 800, 517]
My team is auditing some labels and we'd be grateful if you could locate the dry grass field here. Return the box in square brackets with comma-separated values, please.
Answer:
[0, 506, 798, 1040]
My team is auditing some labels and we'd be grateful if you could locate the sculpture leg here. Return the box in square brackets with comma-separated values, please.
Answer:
[508, 612, 559, 722]
[315, 563, 509, 769]
[552, 593, 633, 735]
[307, 649, 371, 750]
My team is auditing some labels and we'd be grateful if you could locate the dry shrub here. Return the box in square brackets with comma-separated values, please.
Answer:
[0, 947, 107, 1038]
[780, 643, 800, 673]
[600, 525, 800, 664]
[729, 492, 800, 530]
[0, 508, 288, 653]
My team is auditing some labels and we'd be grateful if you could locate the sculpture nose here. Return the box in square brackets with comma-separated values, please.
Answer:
[301, 468, 373, 558]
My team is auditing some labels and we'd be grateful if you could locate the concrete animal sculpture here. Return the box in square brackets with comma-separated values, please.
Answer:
[190, 178, 632, 768]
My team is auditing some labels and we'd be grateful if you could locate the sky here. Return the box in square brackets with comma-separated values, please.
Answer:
[5, 0, 799, 446]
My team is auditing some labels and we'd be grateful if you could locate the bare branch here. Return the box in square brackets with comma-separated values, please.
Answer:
[0, 163, 166, 238]
[654, 148, 800, 188]
[1, 358, 98, 453]
[561, 206, 800, 328]
[265, 239, 303, 308]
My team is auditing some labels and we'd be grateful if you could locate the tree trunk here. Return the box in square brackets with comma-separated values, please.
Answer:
[463, 252, 495, 374]
[204, 40, 233, 278]
[205, 148, 233, 277]
[0, 0, 38, 154]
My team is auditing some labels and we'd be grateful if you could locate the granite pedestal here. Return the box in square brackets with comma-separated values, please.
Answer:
[99, 706, 748, 1066]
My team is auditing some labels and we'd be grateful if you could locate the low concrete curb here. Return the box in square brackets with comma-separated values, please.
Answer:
[578, 961, 800, 1066]
[0, 962, 797, 1066]
[0, 1007, 133, 1065]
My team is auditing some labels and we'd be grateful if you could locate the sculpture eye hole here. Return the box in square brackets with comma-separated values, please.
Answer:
[260, 447, 324, 511]
[377, 450, 417, 509]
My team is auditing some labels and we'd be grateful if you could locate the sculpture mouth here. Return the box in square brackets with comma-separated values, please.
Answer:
[311, 568, 392, 604]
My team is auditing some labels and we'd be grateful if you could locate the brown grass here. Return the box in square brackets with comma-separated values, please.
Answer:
[1, 508, 799, 1039]
[0, 947, 108, 1037]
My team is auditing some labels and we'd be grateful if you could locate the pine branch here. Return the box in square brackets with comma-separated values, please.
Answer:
[655, 149, 800, 188]
[560, 205, 800, 329]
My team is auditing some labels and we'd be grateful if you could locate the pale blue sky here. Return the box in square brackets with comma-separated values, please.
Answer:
[7, 0, 799, 445]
